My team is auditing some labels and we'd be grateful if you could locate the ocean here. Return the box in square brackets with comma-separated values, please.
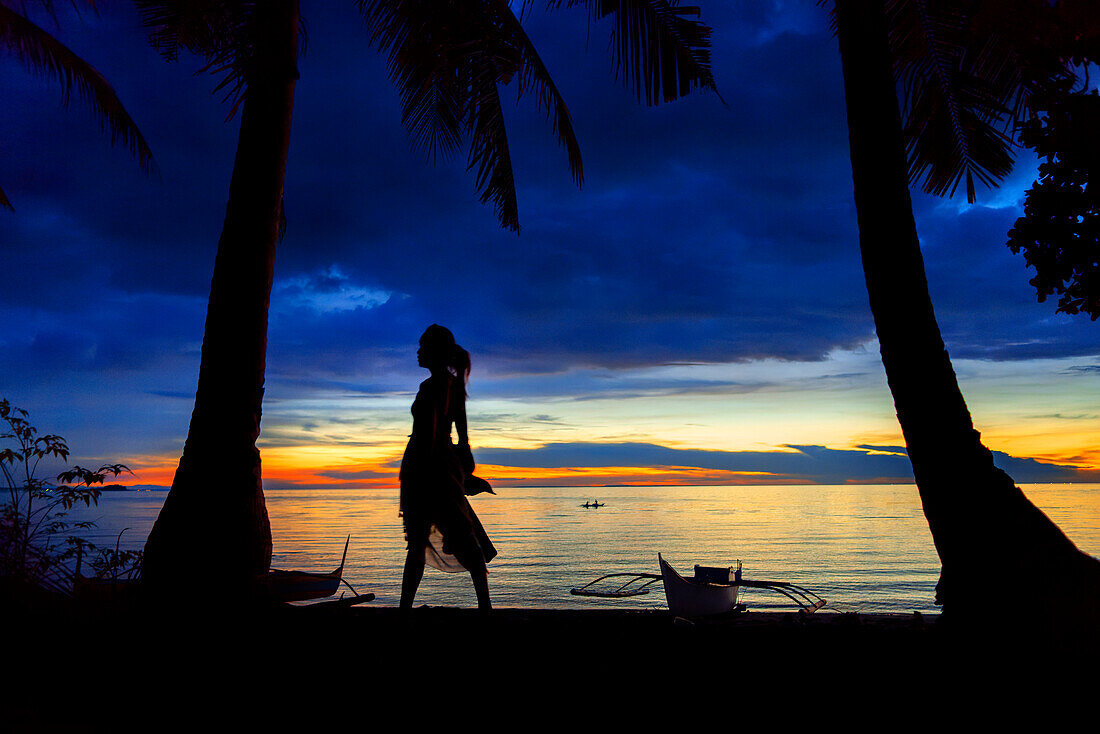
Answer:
[66, 483, 1100, 614]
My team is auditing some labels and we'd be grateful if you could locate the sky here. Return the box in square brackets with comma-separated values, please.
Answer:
[2, 1, 1099, 489]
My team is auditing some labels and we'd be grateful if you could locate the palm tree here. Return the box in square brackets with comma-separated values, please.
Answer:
[137, 0, 300, 590]
[832, 0, 1100, 636]
[0, 0, 151, 210]
[138, 0, 717, 591]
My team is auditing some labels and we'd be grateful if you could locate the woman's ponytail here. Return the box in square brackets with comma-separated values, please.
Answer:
[453, 344, 471, 397]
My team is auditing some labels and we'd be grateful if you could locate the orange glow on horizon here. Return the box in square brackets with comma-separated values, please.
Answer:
[114, 457, 177, 487]
[472, 464, 799, 487]
[116, 435, 1100, 490]
[117, 456, 815, 488]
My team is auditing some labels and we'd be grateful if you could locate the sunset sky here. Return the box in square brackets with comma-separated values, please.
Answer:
[2, 1, 1099, 489]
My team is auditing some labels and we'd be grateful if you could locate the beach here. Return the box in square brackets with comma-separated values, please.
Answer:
[10, 589, 1093, 734]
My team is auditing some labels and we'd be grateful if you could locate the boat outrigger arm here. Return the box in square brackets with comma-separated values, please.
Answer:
[570, 572, 826, 614]
[736, 578, 826, 613]
[570, 572, 664, 598]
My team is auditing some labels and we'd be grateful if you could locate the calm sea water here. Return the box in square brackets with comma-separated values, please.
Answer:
[67, 484, 1100, 614]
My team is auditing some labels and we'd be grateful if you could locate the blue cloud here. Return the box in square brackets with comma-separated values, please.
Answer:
[474, 441, 1090, 484]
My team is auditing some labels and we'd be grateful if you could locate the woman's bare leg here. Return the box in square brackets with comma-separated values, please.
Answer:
[400, 545, 426, 611]
[470, 563, 491, 613]
[457, 551, 491, 613]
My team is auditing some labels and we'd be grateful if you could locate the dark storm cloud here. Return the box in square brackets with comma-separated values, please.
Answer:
[0, 1, 895, 386]
[243, 6, 878, 391]
[0, 7, 233, 299]
[913, 189, 1100, 362]
[463, 366, 872, 402]
[1, 291, 205, 385]
[474, 441, 1090, 484]
[475, 442, 913, 484]
[2, 0, 1098, 441]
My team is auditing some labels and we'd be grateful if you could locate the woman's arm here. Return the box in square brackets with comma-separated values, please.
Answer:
[417, 378, 441, 457]
[429, 390, 439, 456]
[453, 383, 469, 447]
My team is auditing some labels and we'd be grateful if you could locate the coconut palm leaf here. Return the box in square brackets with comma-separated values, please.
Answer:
[466, 56, 519, 229]
[359, 0, 512, 222]
[359, 0, 584, 230]
[135, 0, 274, 120]
[885, 0, 1019, 202]
[496, 3, 583, 187]
[361, 0, 713, 230]
[543, 0, 718, 105]
[0, 1, 153, 210]
[886, 0, 1098, 203]
[824, 0, 1089, 204]
[357, 0, 469, 162]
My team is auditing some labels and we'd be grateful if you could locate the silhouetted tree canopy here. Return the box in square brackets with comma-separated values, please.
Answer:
[1007, 90, 1100, 320]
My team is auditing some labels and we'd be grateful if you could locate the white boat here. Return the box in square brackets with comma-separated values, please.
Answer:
[571, 556, 826, 617]
[658, 554, 743, 618]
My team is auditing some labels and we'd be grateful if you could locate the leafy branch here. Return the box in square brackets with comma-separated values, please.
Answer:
[1, 399, 134, 592]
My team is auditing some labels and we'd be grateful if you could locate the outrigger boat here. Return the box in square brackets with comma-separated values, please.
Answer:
[69, 534, 373, 606]
[571, 554, 826, 618]
[581, 501, 605, 508]
[256, 535, 372, 605]
[659, 555, 745, 618]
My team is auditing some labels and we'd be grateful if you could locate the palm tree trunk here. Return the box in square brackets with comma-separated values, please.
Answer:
[834, 0, 1100, 636]
[143, 0, 300, 593]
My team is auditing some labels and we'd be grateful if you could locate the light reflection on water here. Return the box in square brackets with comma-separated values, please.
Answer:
[67, 484, 1100, 614]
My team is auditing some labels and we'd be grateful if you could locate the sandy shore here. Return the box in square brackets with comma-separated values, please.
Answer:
[335, 604, 941, 646]
[8, 594, 1094, 729]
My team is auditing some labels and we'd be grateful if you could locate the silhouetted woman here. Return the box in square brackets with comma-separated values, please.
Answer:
[399, 324, 497, 612]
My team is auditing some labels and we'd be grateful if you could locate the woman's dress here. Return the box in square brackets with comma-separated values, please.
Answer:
[399, 376, 497, 572]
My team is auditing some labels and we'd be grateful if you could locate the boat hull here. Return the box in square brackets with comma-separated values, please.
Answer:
[256, 569, 341, 602]
[659, 555, 740, 618]
[255, 535, 350, 602]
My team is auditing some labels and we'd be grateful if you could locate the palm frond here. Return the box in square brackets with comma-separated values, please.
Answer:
[359, 0, 713, 230]
[360, 0, 465, 161]
[358, 0, 470, 161]
[134, 0, 260, 120]
[886, 0, 1013, 201]
[359, 0, 578, 229]
[466, 59, 519, 230]
[0, 3, 154, 174]
[969, 0, 1100, 115]
[402, 66, 466, 162]
[883, 0, 1099, 203]
[495, 2, 583, 186]
[547, 0, 718, 105]
[823, 0, 1097, 202]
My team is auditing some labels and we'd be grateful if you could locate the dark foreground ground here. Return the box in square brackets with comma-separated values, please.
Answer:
[7, 594, 1098, 729]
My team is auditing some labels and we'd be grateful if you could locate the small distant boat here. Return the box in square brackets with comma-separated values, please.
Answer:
[256, 535, 363, 603]
[581, 501, 605, 508]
